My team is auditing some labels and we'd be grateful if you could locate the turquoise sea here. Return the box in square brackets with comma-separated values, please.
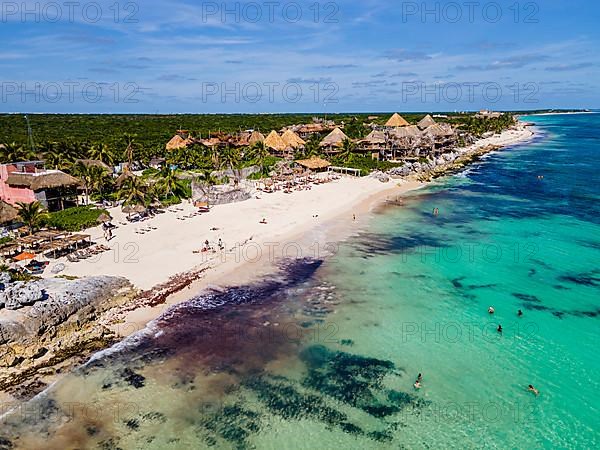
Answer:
[1, 113, 599, 449]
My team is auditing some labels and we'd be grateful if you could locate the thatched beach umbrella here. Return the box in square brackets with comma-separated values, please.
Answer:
[0, 201, 19, 225]
[97, 213, 112, 223]
[122, 204, 146, 214]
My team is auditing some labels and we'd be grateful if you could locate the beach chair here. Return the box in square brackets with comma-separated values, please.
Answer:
[67, 254, 79, 263]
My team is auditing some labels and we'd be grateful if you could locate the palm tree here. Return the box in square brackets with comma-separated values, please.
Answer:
[88, 165, 110, 199]
[0, 142, 36, 162]
[16, 201, 48, 235]
[158, 167, 188, 199]
[196, 169, 219, 207]
[118, 175, 147, 206]
[124, 134, 137, 167]
[89, 143, 115, 166]
[302, 135, 321, 158]
[72, 162, 93, 205]
[339, 138, 356, 162]
[250, 141, 270, 175]
[221, 146, 242, 186]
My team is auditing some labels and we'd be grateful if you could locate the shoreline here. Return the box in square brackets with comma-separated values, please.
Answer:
[0, 122, 535, 404]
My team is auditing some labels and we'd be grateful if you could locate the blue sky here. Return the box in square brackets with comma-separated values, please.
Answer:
[1, 0, 599, 113]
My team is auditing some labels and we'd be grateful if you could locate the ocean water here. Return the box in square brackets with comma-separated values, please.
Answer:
[1, 113, 599, 449]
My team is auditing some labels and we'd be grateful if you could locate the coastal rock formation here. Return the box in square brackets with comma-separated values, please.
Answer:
[0, 275, 136, 396]
[0, 280, 44, 310]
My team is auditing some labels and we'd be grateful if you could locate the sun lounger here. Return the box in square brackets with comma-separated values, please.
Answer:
[67, 254, 79, 263]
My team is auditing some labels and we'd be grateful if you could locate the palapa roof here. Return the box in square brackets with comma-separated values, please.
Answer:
[424, 124, 455, 137]
[295, 156, 331, 170]
[6, 170, 81, 191]
[264, 131, 288, 152]
[0, 200, 19, 224]
[320, 128, 349, 148]
[249, 131, 265, 145]
[385, 113, 410, 127]
[166, 134, 193, 151]
[281, 130, 306, 149]
[361, 130, 387, 144]
[417, 114, 436, 129]
[75, 159, 111, 170]
[390, 125, 422, 139]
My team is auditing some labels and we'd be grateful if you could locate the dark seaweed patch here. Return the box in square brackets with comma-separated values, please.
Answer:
[558, 272, 600, 288]
[352, 232, 448, 258]
[512, 293, 542, 303]
[451, 277, 465, 288]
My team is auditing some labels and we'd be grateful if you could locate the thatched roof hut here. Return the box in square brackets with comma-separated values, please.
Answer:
[417, 115, 436, 130]
[389, 125, 422, 139]
[281, 130, 306, 149]
[0, 201, 19, 224]
[362, 130, 387, 145]
[75, 159, 111, 171]
[295, 157, 331, 170]
[385, 113, 410, 127]
[424, 124, 454, 137]
[264, 131, 288, 152]
[6, 170, 81, 191]
[166, 134, 193, 151]
[249, 131, 265, 145]
[320, 128, 349, 148]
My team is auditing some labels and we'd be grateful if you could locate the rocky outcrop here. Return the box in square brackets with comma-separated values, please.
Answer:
[0, 276, 136, 394]
[386, 145, 501, 181]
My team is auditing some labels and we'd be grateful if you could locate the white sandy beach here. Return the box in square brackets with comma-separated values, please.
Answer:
[46, 124, 535, 295]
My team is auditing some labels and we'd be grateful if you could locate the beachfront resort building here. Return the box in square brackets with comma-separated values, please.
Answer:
[0, 161, 80, 211]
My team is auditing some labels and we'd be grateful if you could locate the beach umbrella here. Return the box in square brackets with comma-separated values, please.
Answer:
[97, 213, 112, 223]
[122, 204, 146, 214]
[14, 252, 35, 261]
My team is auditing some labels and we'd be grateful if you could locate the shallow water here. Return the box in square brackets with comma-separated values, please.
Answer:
[1, 114, 599, 449]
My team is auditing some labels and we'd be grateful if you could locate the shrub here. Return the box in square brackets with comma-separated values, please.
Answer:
[44, 206, 107, 232]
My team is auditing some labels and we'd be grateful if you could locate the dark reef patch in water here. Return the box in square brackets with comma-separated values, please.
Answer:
[195, 345, 428, 449]
[558, 271, 600, 288]
[352, 232, 448, 258]
[512, 293, 542, 303]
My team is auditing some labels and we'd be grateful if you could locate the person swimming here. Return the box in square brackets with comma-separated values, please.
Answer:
[414, 373, 423, 389]
[518, 309, 523, 317]
[488, 306, 495, 314]
[497, 324, 503, 333]
[528, 385, 539, 396]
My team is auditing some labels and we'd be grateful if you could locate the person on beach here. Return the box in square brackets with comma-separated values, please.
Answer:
[528, 385, 539, 396]
[353, 214, 356, 221]
[260, 218, 267, 224]
[218, 238, 224, 250]
[488, 306, 495, 314]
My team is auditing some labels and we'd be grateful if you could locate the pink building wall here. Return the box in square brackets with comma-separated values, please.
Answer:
[0, 165, 37, 205]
